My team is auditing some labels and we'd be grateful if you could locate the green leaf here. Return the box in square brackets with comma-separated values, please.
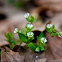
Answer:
[52, 25, 55, 28]
[26, 16, 37, 24]
[9, 32, 13, 38]
[50, 29, 53, 33]
[31, 16, 34, 21]
[51, 33, 58, 37]
[40, 46, 45, 51]
[10, 40, 16, 49]
[39, 32, 44, 37]
[18, 33, 27, 43]
[52, 29, 55, 32]
[41, 43, 46, 46]
[10, 40, 16, 45]
[26, 18, 30, 22]
[31, 16, 34, 23]
[27, 42, 36, 51]
[5, 39, 9, 42]
[34, 18, 38, 22]
[4, 32, 13, 39]
[46, 27, 50, 33]
[39, 45, 45, 51]
[28, 36, 34, 41]
[37, 36, 41, 42]
[4, 33, 10, 39]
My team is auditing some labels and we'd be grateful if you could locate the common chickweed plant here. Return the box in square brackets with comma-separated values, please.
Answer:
[4, 32, 16, 49]
[5, 13, 62, 52]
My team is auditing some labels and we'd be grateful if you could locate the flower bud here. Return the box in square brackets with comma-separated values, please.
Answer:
[27, 32, 34, 37]
[26, 23, 33, 29]
[41, 37, 47, 43]
[24, 13, 29, 18]
[35, 47, 40, 52]
[47, 24, 53, 29]
[14, 28, 19, 33]
[58, 32, 62, 37]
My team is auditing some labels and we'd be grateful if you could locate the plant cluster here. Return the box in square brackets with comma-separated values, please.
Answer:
[5, 13, 62, 52]
[4, 32, 16, 49]
[46, 24, 62, 37]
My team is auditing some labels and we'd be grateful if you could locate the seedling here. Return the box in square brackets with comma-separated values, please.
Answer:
[4, 32, 16, 49]
[46, 24, 62, 37]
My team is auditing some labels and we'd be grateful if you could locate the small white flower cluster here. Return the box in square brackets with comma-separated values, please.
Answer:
[35, 47, 40, 52]
[14, 28, 19, 33]
[27, 24, 33, 29]
[47, 24, 53, 29]
[58, 32, 62, 37]
[14, 28, 21, 33]
[27, 32, 34, 37]
[24, 13, 29, 18]
[41, 37, 47, 43]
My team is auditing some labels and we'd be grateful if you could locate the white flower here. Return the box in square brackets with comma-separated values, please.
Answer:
[27, 24, 33, 29]
[47, 24, 53, 28]
[27, 32, 34, 37]
[41, 37, 47, 43]
[58, 32, 62, 37]
[14, 28, 19, 33]
[36, 56, 38, 58]
[24, 13, 29, 18]
[35, 47, 40, 52]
